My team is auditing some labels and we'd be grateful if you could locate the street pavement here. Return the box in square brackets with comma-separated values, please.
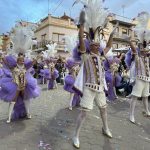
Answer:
[0, 84, 150, 150]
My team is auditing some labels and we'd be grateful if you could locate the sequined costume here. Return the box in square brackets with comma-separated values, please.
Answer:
[0, 55, 40, 120]
[43, 62, 59, 89]
[64, 59, 80, 108]
[103, 56, 120, 101]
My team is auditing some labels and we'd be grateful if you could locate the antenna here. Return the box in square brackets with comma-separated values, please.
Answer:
[122, 4, 125, 17]
[48, 0, 49, 15]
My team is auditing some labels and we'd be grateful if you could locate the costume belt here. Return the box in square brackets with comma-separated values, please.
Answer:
[137, 75, 150, 82]
[85, 83, 103, 92]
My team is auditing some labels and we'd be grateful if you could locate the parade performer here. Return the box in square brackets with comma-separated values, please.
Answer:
[72, 0, 118, 148]
[125, 12, 150, 123]
[0, 22, 40, 123]
[103, 48, 120, 101]
[63, 35, 80, 110]
[47, 59, 58, 89]
[64, 58, 80, 110]
[0, 52, 4, 79]
[41, 43, 59, 89]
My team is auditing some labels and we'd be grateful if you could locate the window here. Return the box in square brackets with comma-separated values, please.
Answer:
[122, 28, 127, 35]
[113, 26, 119, 33]
[10, 42, 13, 49]
[41, 34, 46, 41]
[134, 31, 137, 37]
[113, 43, 118, 49]
[52, 33, 65, 43]
[128, 29, 132, 36]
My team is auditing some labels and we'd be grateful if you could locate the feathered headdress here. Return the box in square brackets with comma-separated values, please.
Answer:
[42, 43, 57, 59]
[63, 35, 78, 54]
[74, 0, 109, 42]
[133, 12, 150, 48]
[9, 22, 37, 57]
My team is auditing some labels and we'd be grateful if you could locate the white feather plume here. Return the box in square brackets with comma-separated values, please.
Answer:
[42, 51, 49, 59]
[25, 50, 34, 59]
[83, 0, 109, 32]
[134, 12, 150, 42]
[44, 43, 57, 58]
[63, 35, 78, 54]
[10, 22, 37, 55]
[72, 0, 89, 7]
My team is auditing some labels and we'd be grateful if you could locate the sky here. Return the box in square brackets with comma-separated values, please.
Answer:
[0, 0, 150, 34]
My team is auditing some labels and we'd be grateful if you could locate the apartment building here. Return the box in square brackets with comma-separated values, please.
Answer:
[107, 14, 138, 49]
[34, 13, 78, 57]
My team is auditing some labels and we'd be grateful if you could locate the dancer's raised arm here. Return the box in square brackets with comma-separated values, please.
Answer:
[104, 22, 119, 55]
[78, 10, 86, 54]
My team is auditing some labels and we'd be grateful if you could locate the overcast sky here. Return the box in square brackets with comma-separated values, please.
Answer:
[0, 0, 150, 34]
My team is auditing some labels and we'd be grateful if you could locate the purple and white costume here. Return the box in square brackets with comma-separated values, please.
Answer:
[125, 48, 150, 97]
[103, 55, 120, 101]
[43, 61, 59, 90]
[0, 55, 40, 120]
[64, 59, 80, 108]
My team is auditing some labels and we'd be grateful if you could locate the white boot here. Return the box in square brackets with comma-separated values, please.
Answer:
[24, 100, 31, 119]
[73, 137, 80, 149]
[100, 108, 113, 138]
[6, 102, 15, 123]
[69, 93, 74, 111]
[142, 97, 150, 117]
[129, 97, 136, 123]
[54, 80, 58, 89]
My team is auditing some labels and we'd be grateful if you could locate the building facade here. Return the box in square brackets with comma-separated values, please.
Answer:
[107, 14, 138, 49]
[2, 13, 150, 55]
[34, 14, 78, 55]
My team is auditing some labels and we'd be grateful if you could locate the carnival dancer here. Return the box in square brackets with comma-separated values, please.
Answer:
[72, 0, 118, 148]
[103, 49, 120, 101]
[64, 58, 80, 110]
[41, 44, 59, 89]
[63, 35, 80, 110]
[0, 52, 4, 79]
[47, 58, 59, 89]
[125, 12, 150, 124]
[0, 22, 40, 123]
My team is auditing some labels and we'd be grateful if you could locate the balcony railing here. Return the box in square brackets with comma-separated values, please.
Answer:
[110, 14, 135, 26]
[33, 40, 66, 52]
[114, 15, 132, 23]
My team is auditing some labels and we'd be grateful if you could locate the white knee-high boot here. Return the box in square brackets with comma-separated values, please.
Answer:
[73, 110, 87, 149]
[129, 96, 137, 123]
[142, 97, 150, 116]
[24, 100, 31, 119]
[7, 102, 16, 123]
[100, 107, 112, 138]
[54, 80, 58, 89]
[69, 93, 74, 110]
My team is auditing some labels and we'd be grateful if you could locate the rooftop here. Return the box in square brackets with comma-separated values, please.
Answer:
[110, 14, 136, 27]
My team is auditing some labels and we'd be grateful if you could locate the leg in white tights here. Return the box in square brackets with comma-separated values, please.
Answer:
[24, 100, 32, 119]
[69, 93, 74, 110]
[99, 107, 112, 138]
[73, 110, 87, 148]
[129, 96, 137, 123]
[142, 97, 150, 116]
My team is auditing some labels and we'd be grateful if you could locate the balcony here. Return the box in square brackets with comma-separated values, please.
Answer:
[110, 14, 135, 27]
[113, 33, 136, 42]
[33, 40, 67, 52]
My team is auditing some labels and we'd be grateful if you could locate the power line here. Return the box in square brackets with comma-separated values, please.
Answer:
[52, 0, 65, 15]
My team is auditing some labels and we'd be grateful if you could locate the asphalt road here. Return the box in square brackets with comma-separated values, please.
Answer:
[0, 85, 149, 150]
